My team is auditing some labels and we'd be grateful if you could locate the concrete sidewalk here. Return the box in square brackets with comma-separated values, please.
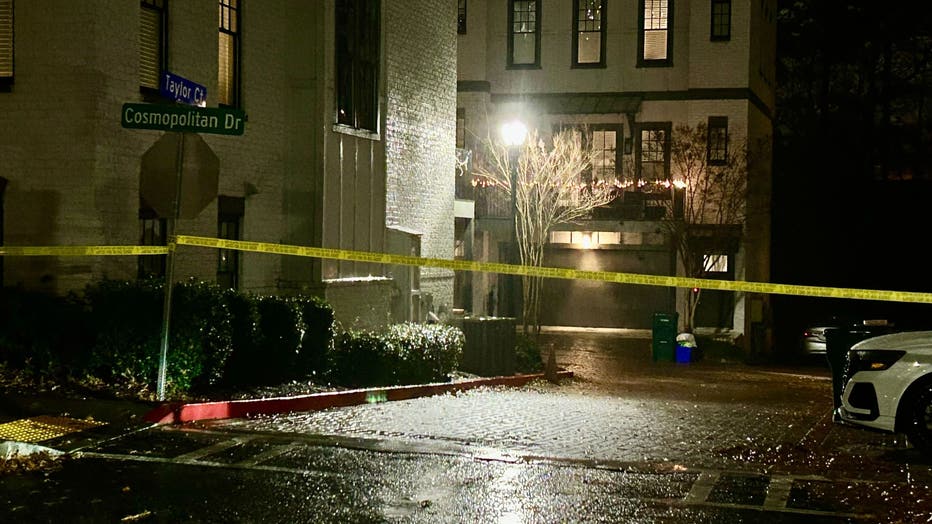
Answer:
[0, 371, 573, 456]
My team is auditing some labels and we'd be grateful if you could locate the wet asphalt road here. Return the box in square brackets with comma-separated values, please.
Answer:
[2, 331, 931, 522]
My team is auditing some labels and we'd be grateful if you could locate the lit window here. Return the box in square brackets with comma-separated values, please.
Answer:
[599, 231, 621, 244]
[550, 231, 572, 244]
[139, 0, 166, 90]
[336, 0, 380, 132]
[0, 0, 12, 88]
[639, 0, 672, 66]
[571, 231, 595, 248]
[704, 253, 728, 273]
[218, 0, 240, 107]
[458, 0, 467, 34]
[508, 0, 540, 68]
[710, 0, 730, 41]
[707, 116, 728, 165]
[573, 0, 605, 67]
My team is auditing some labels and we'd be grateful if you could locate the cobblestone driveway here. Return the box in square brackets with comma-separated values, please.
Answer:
[207, 331, 917, 479]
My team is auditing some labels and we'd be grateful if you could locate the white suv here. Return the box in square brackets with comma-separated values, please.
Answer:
[839, 330, 932, 454]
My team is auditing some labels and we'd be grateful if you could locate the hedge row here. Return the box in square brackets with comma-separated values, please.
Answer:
[0, 280, 465, 399]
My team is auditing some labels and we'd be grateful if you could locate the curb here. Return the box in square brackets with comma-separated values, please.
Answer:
[145, 370, 574, 425]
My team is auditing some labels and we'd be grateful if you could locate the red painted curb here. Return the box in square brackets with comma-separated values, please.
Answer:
[144, 370, 574, 424]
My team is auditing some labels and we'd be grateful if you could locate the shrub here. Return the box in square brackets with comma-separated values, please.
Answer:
[221, 289, 260, 387]
[329, 323, 464, 388]
[83, 278, 164, 394]
[296, 295, 335, 377]
[83, 278, 236, 398]
[171, 280, 234, 390]
[0, 287, 90, 377]
[515, 333, 544, 373]
[223, 293, 335, 386]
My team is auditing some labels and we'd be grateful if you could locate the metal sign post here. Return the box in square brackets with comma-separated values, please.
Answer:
[124, 84, 244, 401]
[156, 132, 186, 401]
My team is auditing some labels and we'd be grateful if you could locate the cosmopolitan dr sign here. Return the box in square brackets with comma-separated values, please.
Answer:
[121, 103, 246, 136]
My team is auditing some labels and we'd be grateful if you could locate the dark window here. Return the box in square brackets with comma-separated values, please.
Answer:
[138, 206, 166, 279]
[217, 196, 244, 290]
[710, 0, 730, 41]
[336, 0, 380, 132]
[0, 177, 6, 286]
[458, 0, 467, 34]
[140, 0, 167, 92]
[637, 123, 671, 184]
[508, 0, 540, 68]
[638, 0, 672, 67]
[707, 116, 728, 165]
[456, 108, 465, 149]
[218, 0, 241, 107]
[0, 0, 13, 91]
[573, 0, 605, 67]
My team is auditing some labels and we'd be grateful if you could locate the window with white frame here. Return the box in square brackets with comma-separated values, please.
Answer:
[336, 0, 380, 132]
[508, 0, 540, 68]
[573, 0, 605, 67]
[639, 0, 672, 66]
[139, 0, 166, 91]
[590, 127, 620, 183]
[218, 0, 241, 107]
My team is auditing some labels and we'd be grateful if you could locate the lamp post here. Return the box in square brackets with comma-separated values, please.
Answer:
[500, 120, 527, 319]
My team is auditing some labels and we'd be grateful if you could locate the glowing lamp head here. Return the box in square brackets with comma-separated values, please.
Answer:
[500, 120, 528, 147]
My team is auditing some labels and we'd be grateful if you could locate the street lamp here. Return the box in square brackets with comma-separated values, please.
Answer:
[500, 119, 526, 318]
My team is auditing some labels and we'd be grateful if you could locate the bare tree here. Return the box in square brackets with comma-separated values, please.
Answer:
[473, 126, 617, 338]
[661, 122, 749, 332]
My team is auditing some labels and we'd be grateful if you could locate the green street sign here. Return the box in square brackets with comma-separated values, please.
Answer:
[121, 103, 246, 136]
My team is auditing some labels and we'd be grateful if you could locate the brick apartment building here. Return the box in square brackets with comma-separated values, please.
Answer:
[454, 0, 775, 344]
[0, 0, 457, 329]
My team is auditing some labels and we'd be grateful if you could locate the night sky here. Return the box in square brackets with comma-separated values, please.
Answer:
[770, 1, 932, 345]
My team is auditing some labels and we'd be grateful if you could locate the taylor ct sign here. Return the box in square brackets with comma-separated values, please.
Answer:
[160, 71, 207, 107]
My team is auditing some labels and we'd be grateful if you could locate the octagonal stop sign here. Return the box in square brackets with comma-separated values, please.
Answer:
[140, 133, 219, 219]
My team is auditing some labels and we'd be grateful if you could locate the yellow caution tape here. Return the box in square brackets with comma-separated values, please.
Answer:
[0, 245, 169, 256]
[174, 235, 932, 304]
[2, 236, 931, 304]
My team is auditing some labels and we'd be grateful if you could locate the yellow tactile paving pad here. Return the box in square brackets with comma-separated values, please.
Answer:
[0, 416, 106, 443]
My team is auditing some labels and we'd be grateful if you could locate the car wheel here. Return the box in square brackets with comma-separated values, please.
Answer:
[905, 385, 932, 454]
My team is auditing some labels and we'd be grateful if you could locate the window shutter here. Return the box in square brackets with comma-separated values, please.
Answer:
[0, 0, 12, 78]
[218, 33, 234, 105]
[643, 30, 667, 60]
[139, 7, 161, 88]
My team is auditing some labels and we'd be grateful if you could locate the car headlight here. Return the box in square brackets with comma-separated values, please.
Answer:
[847, 350, 906, 372]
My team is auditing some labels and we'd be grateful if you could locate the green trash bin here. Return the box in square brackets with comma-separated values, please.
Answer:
[652, 312, 678, 361]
